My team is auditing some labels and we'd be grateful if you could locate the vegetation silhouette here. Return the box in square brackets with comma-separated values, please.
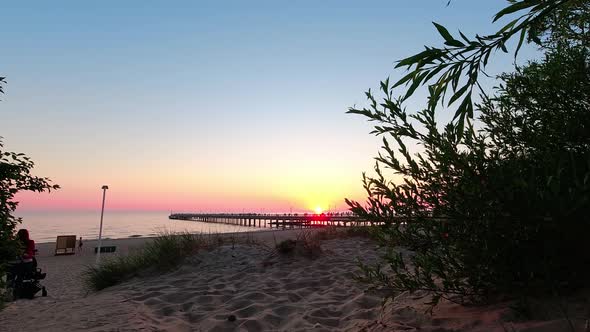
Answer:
[347, 0, 590, 307]
[0, 79, 59, 305]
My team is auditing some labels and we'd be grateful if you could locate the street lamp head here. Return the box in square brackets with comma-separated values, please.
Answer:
[102, 185, 109, 190]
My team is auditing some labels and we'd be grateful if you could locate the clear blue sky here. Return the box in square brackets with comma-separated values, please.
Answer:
[0, 1, 537, 211]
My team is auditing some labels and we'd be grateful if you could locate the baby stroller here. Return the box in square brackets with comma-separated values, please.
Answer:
[6, 257, 47, 300]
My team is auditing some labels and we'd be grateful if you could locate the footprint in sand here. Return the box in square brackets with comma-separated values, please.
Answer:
[235, 291, 268, 302]
[226, 299, 252, 311]
[132, 291, 164, 301]
[272, 304, 297, 317]
[260, 312, 283, 326]
[234, 304, 264, 318]
[239, 319, 265, 331]
[212, 283, 226, 290]
[159, 292, 195, 304]
[287, 292, 303, 302]
[154, 305, 178, 317]
[303, 314, 341, 328]
[309, 307, 342, 318]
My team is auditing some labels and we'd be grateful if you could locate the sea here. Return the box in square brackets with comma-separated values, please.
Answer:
[15, 210, 263, 243]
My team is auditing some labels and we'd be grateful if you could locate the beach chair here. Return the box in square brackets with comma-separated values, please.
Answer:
[54, 235, 77, 255]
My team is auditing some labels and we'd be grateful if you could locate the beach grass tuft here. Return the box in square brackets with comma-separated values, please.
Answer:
[274, 226, 373, 260]
[82, 231, 248, 291]
[84, 228, 371, 291]
[294, 229, 323, 259]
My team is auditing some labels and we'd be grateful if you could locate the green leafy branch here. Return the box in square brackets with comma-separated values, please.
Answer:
[393, 0, 574, 131]
[0, 77, 5, 97]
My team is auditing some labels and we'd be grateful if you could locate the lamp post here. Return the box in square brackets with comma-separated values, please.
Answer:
[96, 185, 109, 265]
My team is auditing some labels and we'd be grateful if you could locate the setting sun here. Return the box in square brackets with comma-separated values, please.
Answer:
[314, 206, 323, 214]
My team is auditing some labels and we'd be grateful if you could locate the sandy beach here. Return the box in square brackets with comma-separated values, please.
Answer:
[0, 230, 584, 332]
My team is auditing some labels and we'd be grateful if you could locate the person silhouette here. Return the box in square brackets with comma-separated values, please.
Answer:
[16, 229, 36, 273]
[78, 236, 83, 253]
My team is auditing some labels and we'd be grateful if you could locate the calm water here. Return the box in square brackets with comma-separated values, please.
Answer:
[16, 211, 263, 243]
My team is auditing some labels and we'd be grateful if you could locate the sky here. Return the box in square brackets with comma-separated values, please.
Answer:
[0, 0, 537, 213]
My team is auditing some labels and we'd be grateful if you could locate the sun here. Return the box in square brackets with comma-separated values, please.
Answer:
[314, 206, 323, 214]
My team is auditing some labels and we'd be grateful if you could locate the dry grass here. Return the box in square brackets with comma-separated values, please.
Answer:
[82, 231, 260, 291]
[83, 227, 374, 291]
[274, 226, 374, 260]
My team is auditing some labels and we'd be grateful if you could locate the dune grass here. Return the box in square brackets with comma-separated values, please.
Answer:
[82, 231, 250, 291]
[84, 227, 373, 291]
[274, 226, 374, 259]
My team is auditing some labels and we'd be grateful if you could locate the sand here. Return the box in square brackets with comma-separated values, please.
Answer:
[0, 230, 586, 331]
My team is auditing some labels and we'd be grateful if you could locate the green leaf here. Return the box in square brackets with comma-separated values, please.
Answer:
[402, 71, 428, 101]
[396, 49, 434, 68]
[455, 113, 465, 140]
[459, 31, 471, 44]
[448, 84, 470, 106]
[380, 78, 390, 94]
[514, 27, 527, 59]
[433, 22, 455, 44]
[393, 71, 415, 89]
[423, 64, 448, 82]
[445, 40, 465, 48]
[500, 41, 508, 53]
[498, 18, 520, 33]
[483, 49, 492, 67]
[453, 92, 472, 121]
[493, 1, 540, 22]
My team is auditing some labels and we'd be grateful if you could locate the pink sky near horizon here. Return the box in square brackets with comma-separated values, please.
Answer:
[15, 181, 367, 213]
[12, 145, 374, 213]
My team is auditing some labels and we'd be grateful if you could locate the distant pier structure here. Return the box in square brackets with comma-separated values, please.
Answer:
[169, 212, 368, 229]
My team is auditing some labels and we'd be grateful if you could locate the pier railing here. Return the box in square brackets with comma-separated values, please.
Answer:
[169, 212, 369, 229]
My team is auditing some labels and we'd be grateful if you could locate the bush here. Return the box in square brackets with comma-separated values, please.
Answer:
[294, 230, 323, 259]
[275, 228, 364, 259]
[0, 136, 58, 305]
[275, 239, 297, 254]
[274, 227, 373, 260]
[348, 43, 590, 305]
[275, 231, 322, 259]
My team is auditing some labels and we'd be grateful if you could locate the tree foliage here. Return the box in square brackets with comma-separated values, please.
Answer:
[0, 138, 59, 296]
[348, 0, 590, 306]
[0, 79, 59, 299]
[392, 0, 579, 132]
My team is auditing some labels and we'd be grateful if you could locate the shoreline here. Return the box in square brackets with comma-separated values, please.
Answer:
[34, 227, 289, 246]
[17, 210, 274, 244]
[34, 228, 304, 261]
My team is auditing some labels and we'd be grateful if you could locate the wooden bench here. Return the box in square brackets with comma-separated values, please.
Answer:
[55, 235, 77, 255]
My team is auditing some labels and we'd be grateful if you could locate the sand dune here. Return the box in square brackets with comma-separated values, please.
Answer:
[1, 231, 584, 331]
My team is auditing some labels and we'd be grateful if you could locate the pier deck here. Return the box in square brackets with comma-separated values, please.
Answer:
[169, 213, 368, 229]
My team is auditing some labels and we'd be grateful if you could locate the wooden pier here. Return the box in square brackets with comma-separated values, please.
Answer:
[169, 213, 368, 229]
